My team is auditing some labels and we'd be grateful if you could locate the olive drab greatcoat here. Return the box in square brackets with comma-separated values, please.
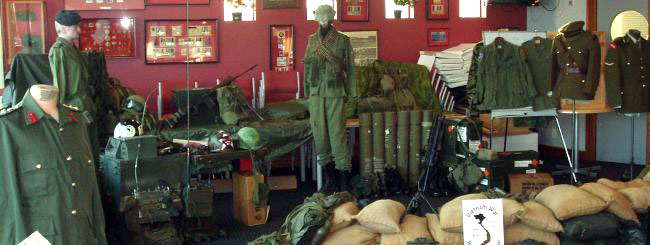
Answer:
[521, 37, 557, 111]
[0, 92, 107, 245]
[303, 26, 356, 171]
[49, 37, 95, 114]
[475, 40, 537, 110]
[551, 21, 602, 100]
[604, 34, 650, 113]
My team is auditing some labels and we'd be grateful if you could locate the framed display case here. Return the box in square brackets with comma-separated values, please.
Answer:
[428, 28, 449, 46]
[64, 0, 145, 10]
[3, 0, 47, 65]
[340, 0, 369, 22]
[146, 0, 210, 5]
[262, 0, 299, 9]
[426, 0, 449, 20]
[145, 19, 219, 64]
[340, 30, 378, 66]
[79, 18, 136, 58]
[269, 25, 294, 71]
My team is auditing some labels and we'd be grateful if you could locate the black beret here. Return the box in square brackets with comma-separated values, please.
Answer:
[55, 10, 81, 26]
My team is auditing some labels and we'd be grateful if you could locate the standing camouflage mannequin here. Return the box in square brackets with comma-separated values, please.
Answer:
[0, 85, 107, 244]
[303, 5, 356, 194]
[49, 11, 100, 164]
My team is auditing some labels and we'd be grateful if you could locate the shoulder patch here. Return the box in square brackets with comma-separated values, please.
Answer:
[62, 104, 81, 112]
[0, 101, 23, 116]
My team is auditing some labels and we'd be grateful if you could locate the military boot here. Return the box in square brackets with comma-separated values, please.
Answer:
[318, 163, 339, 195]
[338, 170, 352, 192]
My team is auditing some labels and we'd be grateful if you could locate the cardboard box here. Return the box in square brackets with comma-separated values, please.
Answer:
[214, 175, 297, 193]
[233, 171, 269, 226]
[508, 173, 554, 194]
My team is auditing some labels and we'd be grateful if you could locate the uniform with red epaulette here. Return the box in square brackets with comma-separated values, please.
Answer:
[604, 29, 650, 113]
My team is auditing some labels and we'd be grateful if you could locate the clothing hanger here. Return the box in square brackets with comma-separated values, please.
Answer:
[494, 35, 505, 49]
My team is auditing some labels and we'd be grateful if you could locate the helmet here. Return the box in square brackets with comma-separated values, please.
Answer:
[123, 95, 145, 113]
[114, 119, 141, 138]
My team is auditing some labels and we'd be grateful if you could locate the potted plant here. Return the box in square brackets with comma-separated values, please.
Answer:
[226, 0, 250, 21]
[393, 0, 415, 19]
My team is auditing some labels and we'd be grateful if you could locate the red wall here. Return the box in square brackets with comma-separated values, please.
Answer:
[28, 0, 526, 113]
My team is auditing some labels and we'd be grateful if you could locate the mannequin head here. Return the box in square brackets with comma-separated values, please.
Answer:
[55, 11, 82, 41]
[314, 5, 335, 28]
[628, 29, 641, 39]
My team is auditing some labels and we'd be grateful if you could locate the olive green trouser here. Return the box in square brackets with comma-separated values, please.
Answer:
[308, 95, 350, 171]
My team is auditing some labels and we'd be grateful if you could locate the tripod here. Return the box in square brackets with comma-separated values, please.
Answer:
[407, 114, 446, 215]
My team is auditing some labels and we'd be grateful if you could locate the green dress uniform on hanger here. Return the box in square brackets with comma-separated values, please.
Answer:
[550, 21, 601, 100]
[521, 37, 557, 110]
[604, 33, 650, 113]
[0, 92, 107, 245]
[303, 26, 356, 171]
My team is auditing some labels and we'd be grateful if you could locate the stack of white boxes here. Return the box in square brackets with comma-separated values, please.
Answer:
[434, 43, 476, 88]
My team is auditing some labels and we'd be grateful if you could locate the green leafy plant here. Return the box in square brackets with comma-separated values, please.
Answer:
[226, 0, 253, 9]
[393, 0, 415, 6]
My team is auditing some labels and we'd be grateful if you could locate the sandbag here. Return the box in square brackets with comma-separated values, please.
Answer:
[357, 96, 396, 113]
[534, 184, 607, 220]
[626, 179, 650, 188]
[619, 187, 650, 213]
[355, 199, 406, 234]
[426, 213, 463, 245]
[597, 178, 628, 190]
[329, 202, 360, 233]
[260, 99, 308, 120]
[323, 224, 378, 245]
[440, 193, 487, 233]
[380, 215, 432, 245]
[217, 84, 251, 125]
[504, 223, 559, 245]
[579, 182, 639, 224]
[560, 212, 619, 241]
[516, 201, 564, 233]
[503, 199, 523, 227]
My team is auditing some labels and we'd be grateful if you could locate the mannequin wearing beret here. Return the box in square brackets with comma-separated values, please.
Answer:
[49, 10, 100, 167]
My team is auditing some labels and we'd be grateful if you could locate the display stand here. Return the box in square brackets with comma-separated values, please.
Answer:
[490, 107, 578, 183]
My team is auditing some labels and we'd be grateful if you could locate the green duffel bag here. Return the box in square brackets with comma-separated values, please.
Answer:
[560, 212, 620, 241]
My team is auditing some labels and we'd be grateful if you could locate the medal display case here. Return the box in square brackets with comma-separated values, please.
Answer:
[145, 19, 219, 64]
[79, 18, 136, 58]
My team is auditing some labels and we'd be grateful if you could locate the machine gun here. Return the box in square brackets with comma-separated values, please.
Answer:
[160, 64, 259, 129]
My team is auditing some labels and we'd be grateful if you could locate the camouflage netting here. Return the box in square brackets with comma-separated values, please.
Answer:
[350, 60, 443, 115]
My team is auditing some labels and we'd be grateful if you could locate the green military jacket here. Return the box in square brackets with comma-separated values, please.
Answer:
[475, 40, 537, 110]
[604, 34, 650, 113]
[303, 26, 357, 98]
[49, 37, 95, 114]
[521, 37, 557, 110]
[551, 21, 601, 100]
[0, 92, 107, 244]
[467, 42, 484, 106]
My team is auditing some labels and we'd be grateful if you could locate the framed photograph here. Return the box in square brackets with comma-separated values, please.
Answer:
[262, 0, 299, 9]
[340, 0, 369, 22]
[426, 0, 449, 20]
[79, 18, 136, 58]
[145, 19, 218, 64]
[64, 0, 145, 10]
[341, 30, 378, 66]
[3, 0, 47, 65]
[269, 25, 294, 71]
[146, 0, 209, 5]
[428, 28, 448, 46]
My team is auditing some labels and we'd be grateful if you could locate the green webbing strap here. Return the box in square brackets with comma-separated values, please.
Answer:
[249, 150, 269, 207]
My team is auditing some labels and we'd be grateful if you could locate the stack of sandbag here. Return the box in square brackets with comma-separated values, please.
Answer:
[324, 199, 408, 245]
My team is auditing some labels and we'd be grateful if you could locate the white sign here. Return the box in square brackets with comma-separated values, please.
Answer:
[462, 199, 505, 245]
[18, 231, 51, 245]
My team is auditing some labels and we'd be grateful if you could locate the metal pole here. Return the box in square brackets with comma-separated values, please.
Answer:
[630, 117, 635, 178]
[504, 118, 509, 152]
[555, 116, 577, 183]
[572, 100, 579, 180]
[157, 82, 163, 120]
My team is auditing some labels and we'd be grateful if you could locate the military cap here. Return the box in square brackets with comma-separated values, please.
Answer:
[55, 10, 82, 26]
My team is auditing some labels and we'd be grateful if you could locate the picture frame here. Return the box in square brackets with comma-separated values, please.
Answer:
[79, 18, 136, 58]
[146, 0, 210, 5]
[262, 0, 299, 9]
[269, 25, 295, 71]
[340, 30, 378, 66]
[3, 0, 47, 66]
[339, 0, 369, 22]
[426, 0, 449, 20]
[64, 0, 145, 11]
[428, 28, 448, 46]
[145, 19, 219, 64]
